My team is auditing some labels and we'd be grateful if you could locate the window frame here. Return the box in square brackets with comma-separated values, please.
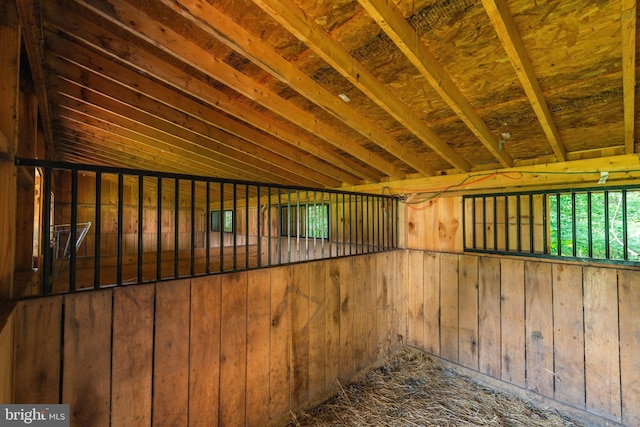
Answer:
[211, 209, 234, 233]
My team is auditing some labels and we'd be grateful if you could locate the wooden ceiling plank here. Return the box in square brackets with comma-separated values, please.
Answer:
[14, 0, 55, 152]
[49, 66, 340, 188]
[46, 0, 379, 183]
[481, 0, 567, 162]
[67, 0, 404, 180]
[251, 0, 473, 172]
[621, 0, 637, 154]
[47, 50, 346, 187]
[357, 0, 514, 168]
[157, 0, 437, 176]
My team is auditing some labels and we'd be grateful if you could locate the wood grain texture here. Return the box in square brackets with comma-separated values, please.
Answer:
[307, 261, 327, 399]
[111, 285, 154, 427]
[269, 266, 290, 420]
[552, 264, 585, 408]
[439, 253, 459, 362]
[246, 269, 271, 426]
[340, 257, 355, 380]
[458, 255, 478, 370]
[500, 258, 525, 388]
[478, 256, 501, 377]
[423, 252, 441, 355]
[289, 263, 309, 408]
[189, 275, 221, 427]
[618, 269, 640, 426]
[63, 290, 112, 426]
[407, 250, 424, 348]
[153, 280, 190, 426]
[583, 267, 621, 422]
[13, 297, 62, 403]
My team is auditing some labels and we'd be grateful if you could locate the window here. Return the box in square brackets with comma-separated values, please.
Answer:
[211, 210, 234, 233]
[281, 204, 329, 238]
[463, 186, 640, 265]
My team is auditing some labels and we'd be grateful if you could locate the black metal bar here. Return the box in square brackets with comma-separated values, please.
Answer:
[245, 185, 249, 269]
[504, 195, 509, 251]
[156, 178, 162, 280]
[604, 190, 610, 259]
[233, 183, 237, 270]
[205, 181, 210, 274]
[542, 194, 547, 254]
[220, 184, 225, 272]
[94, 171, 102, 289]
[117, 174, 124, 285]
[287, 189, 291, 263]
[305, 190, 309, 261]
[482, 196, 487, 250]
[69, 170, 78, 292]
[257, 184, 262, 268]
[623, 189, 628, 260]
[312, 191, 317, 259]
[138, 176, 144, 284]
[355, 194, 360, 254]
[342, 193, 346, 256]
[472, 197, 477, 249]
[587, 191, 593, 258]
[321, 191, 326, 258]
[277, 188, 282, 265]
[529, 194, 534, 254]
[556, 193, 562, 256]
[268, 187, 273, 266]
[493, 196, 498, 251]
[174, 178, 179, 278]
[516, 195, 521, 253]
[571, 192, 577, 257]
[190, 180, 196, 276]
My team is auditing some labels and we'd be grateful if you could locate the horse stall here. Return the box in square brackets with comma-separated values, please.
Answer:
[1, 0, 640, 426]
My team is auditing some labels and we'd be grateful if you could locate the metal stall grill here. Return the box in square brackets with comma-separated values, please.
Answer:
[17, 158, 399, 295]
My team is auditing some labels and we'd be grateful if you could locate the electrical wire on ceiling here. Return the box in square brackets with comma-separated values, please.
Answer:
[382, 168, 640, 210]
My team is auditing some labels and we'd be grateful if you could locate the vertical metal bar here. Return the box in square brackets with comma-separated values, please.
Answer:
[117, 174, 124, 285]
[529, 194, 534, 253]
[138, 175, 144, 283]
[493, 196, 498, 251]
[245, 185, 249, 269]
[622, 189, 628, 260]
[482, 196, 487, 250]
[571, 192, 577, 257]
[342, 193, 346, 255]
[174, 178, 179, 278]
[604, 190, 610, 260]
[205, 181, 210, 274]
[94, 171, 102, 289]
[257, 185, 262, 268]
[587, 191, 593, 258]
[305, 190, 309, 261]
[556, 193, 562, 256]
[233, 183, 237, 270]
[296, 190, 301, 261]
[277, 188, 282, 265]
[349, 194, 353, 255]
[69, 170, 78, 292]
[462, 197, 467, 250]
[320, 191, 325, 258]
[312, 191, 317, 259]
[542, 194, 547, 254]
[219, 184, 224, 272]
[504, 195, 509, 252]
[516, 195, 521, 253]
[287, 190, 291, 263]
[356, 195, 360, 254]
[42, 167, 52, 294]
[156, 177, 162, 280]
[190, 180, 196, 276]
[472, 197, 477, 249]
[333, 193, 338, 258]
[268, 186, 273, 266]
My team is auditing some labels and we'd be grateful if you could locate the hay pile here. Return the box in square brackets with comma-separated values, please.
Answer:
[289, 347, 583, 427]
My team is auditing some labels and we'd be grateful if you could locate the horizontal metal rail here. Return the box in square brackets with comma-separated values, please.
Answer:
[17, 158, 398, 295]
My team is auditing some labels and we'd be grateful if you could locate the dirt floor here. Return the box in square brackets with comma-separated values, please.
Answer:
[287, 347, 584, 427]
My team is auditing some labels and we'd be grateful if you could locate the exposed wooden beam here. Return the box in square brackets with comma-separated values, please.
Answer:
[621, 0, 637, 154]
[46, 1, 378, 183]
[357, 0, 514, 169]
[153, 0, 437, 176]
[65, 0, 405, 180]
[347, 154, 640, 196]
[481, 0, 566, 161]
[251, 0, 473, 172]
[15, 0, 55, 153]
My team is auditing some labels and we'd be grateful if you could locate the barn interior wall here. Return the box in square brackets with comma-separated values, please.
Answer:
[11, 251, 406, 426]
[405, 197, 640, 426]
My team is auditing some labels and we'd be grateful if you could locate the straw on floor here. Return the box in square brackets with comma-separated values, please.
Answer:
[288, 347, 583, 427]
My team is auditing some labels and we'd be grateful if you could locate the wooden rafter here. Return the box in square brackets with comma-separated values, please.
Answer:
[67, 0, 405, 180]
[481, 0, 566, 162]
[15, 0, 55, 153]
[157, 0, 438, 177]
[621, 0, 637, 154]
[251, 0, 473, 173]
[49, 0, 381, 183]
[357, 0, 514, 169]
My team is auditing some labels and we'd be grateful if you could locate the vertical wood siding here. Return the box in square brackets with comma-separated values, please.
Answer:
[12, 252, 401, 427]
[406, 250, 640, 426]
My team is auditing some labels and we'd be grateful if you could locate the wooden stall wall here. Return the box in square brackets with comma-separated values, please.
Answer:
[406, 250, 640, 426]
[12, 251, 404, 426]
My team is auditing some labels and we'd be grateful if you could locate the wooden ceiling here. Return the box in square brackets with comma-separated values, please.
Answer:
[12, 0, 640, 190]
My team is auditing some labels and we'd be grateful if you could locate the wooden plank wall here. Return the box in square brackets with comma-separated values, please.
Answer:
[12, 251, 403, 426]
[406, 250, 640, 426]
